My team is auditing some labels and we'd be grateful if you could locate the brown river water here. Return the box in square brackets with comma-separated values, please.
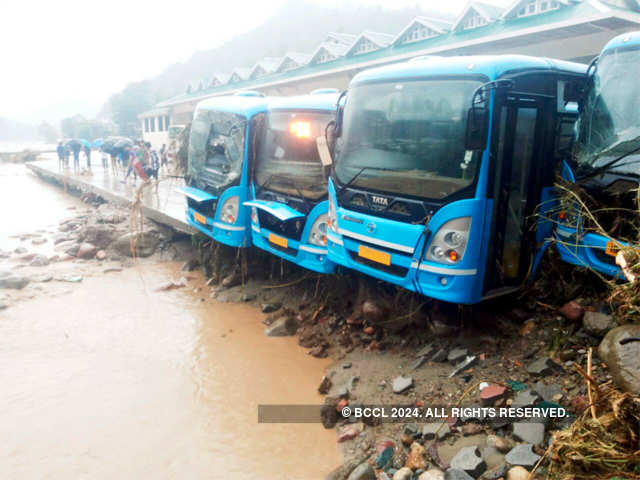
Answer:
[0, 164, 341, 479]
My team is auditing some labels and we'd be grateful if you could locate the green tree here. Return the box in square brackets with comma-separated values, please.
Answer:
[108, 81, 155, 137]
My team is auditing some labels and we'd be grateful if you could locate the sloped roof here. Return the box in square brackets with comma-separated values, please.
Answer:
[452, 1, 506, 30]
[502, 0, 572, 18]
[249, 57, 282, 78]
[228, 68, 251, 82]
[210, 73, 230, 85]
[325, 32, 358, 45]
[309, 41, 350, 64]
[392, 16, 454, 45]
[275, 52, 313, 72]
[345, 30, 394, 55]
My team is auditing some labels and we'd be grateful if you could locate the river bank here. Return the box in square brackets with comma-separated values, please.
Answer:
[4, 162, 639, 480]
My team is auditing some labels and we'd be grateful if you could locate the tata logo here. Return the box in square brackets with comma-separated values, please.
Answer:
[366, 222, 377, 234]
[371, 195, 389, 207]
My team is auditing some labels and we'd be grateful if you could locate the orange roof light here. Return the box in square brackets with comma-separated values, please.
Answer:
[290, 121, 311, 138]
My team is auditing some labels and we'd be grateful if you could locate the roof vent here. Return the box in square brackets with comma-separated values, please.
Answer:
[233, 90, 265, 97]
[310, 88, 340, 95]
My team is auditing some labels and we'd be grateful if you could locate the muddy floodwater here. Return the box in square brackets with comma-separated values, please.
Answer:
[0, 164, 341, 479]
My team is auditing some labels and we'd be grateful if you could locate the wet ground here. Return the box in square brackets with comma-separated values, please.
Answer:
[0, 163, 341, 479]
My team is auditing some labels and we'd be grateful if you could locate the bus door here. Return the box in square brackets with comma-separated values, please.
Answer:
[483, 92, 554, 298]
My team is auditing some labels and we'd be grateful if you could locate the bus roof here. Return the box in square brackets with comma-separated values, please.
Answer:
[602, 30, 640, 52]
[350, 55, 587, 86]
[195, 95, 272, 117]
[267, 93, 340, 112]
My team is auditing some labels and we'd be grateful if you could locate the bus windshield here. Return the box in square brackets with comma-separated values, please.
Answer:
[334, 78, 483, 200]
[574, 47, 640, 177]
[255, 111, 334, 201]
[188, 109, 247, 188]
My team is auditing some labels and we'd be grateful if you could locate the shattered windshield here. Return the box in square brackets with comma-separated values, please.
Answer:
[334, 79, 483, 200]
[255, 111, 334, 201]
[188, 108, 247, 187]
[574, 46, 640, 176]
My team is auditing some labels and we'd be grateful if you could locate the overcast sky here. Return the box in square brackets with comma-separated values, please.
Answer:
[1, 0, 510, 125]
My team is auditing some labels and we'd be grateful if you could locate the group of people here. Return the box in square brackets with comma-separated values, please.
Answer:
[56, 139, 170, 193]
[56, 142, 92, 174]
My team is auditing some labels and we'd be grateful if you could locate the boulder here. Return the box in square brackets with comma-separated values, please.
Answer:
[346, 462, 375, 480]
[362, 299, 385, 323]
[505, 466, 529, 480]
[583, 311, 616, 337]
[532, 381, 563, 403]
[112, 232, 160, 257]
[486, 435, 514, 454]
[79, 224, 122, 249]
[558, 300, 584, 321]
[29, 254, 49, 267]
[265, 316, 299, 336]
[505, 444, 540, 468]
[77, 242, 97, 259]
[450, 446, 486, 478]
[393, 467, 413, 480]
[393, 376, 414, 394]
[599, 324, 640, 395]
[419, 469, 445, 480]
[0, 275, 29, 289]
[447, 347, 468, 364]
[512, 422, 545, 445]
[405, 442, 428, 471]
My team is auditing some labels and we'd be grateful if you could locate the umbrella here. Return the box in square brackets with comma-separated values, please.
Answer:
[114, 138, 133, 149]
[64, 139, 81, 149]
[92, 138, 104, 148]
[78, 139, 91, 149]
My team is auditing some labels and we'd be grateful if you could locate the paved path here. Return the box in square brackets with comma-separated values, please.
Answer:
[26, 156, 193, 233]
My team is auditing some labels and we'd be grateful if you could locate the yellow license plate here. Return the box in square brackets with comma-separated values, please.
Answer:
[605, 241, 620, 257]
[193, 212, 207, 225]
[358, 245, 391, 266]
[269, 233, 288, 248]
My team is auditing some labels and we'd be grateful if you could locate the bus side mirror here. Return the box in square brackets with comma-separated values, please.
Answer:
[465, 107, 489, 151]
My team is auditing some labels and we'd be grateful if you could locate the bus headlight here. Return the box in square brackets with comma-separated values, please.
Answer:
[328, 196, 338, 233]
[308, 214, 329, 246]
[426, 217, 471, 264]
[219, 196, 239, 224]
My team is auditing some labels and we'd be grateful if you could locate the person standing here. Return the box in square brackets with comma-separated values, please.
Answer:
[56, 142, 65, 170]
[71, 142, 81, 174]
[84, 145, 91, 171]
[160, 144, 167, 173]
[124, 147, 137, 184]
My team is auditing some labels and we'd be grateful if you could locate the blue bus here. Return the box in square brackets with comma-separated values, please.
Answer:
[180, 94, 271, 247]
[556, 31, 640, 278]
[245, 92, 340, 273]
[326, 55, 586, 304]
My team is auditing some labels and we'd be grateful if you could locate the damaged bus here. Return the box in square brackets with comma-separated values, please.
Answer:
[557, 31, 640, 278]
[180, 94, 270, 247]
[245, 92, 339, 273]
[326, 55, 586, 304]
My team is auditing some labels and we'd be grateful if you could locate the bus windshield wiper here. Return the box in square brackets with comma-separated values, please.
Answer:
[578, 134, 640, 180]
[337, 166, 399, 196]
[258, 173, 312, 209]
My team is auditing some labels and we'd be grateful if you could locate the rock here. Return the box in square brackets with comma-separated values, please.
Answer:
[31, 237, 47, 245]
[154, 278, 187, 291]
[393, 467, 413, 480]
[342, 362, 352, 369]
[103, 267, 122, 273]
[0, 275, 29, 289]
[221, 270, 241, 288]
[450, 446, 486, 478]
[413, 356, 429, 370]
[480, 384, 506, 406]
[512, 422, 545, 445]
[532, 381, 563, 403]
[444, 469, 474, 480]
[461, 423, 483, 436]
[32, 274, 53, 283]
[447, 347, 468, 364]
[14, 247, 28, 254]
[431, 348, 448, 362]
[583, 311, 616, 337]
[505, 444, 540, 468]
[112, 232, 160, 258]
[362, 299, 385, 323]
[558, 300, 584, 321]
[29, 254, 49, 267]
[487, 435, 514, 454]
[265, 316, 299, 336]
[558, 349, 577, 361]
[526, 357, 555, 376]
[337, 423, 362, 443]
[512, 389, 540, 408]
[58, 275, 83, 283]
[346, 462, 376, 480]
[95, 249, 106, 260]
[261, 302, 282, 313]
[481, 464, 508, 480]
[79, 224, 121, 249]
[318, 376, 332, 394]
[240, 293, 256, 302]
[598, 324, 640, 394]
[416, 343, 435, 358]
[77, 242, 97, 259]
[505, 466, 529, 480]
[321, 402, 338, 429]
[181, 258, 200, 271]
[422, 422, 451, 440]
[65, 244, 80, 256]
[393, 376, 414, 394]
[405, 442, 428, 471]
[419, 469, 445, 480]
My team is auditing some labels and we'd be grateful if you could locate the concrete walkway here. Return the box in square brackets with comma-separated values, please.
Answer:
[26, 156, 193, 234]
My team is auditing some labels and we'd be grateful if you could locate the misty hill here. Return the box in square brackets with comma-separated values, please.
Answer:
[102, 0, 450, 128]
[0, 117, 38, 142]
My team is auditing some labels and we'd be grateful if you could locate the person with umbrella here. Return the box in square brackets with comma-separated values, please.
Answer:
[69, 140, 82, 174]
[84, 145, 91, 171]
[56, 141, 65, 170]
